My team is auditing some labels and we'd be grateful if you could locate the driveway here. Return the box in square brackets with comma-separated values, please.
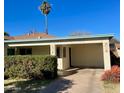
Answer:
[40, 69, 104, 93]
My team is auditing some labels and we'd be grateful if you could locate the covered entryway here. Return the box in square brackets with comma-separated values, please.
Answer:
[70, 43, 104, 68]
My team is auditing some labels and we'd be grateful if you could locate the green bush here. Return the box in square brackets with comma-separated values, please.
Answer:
[4, 55, 57, 79]
[43, 56, 57, 79]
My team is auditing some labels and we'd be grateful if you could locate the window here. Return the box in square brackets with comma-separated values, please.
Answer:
[56, 47, 60, 58]
[63, 47, 66, 57]
[26, 49, 32, 54]
[19, 48, 32, 55]
[110, 44, 115, 49]
[7, 48, 15, 55]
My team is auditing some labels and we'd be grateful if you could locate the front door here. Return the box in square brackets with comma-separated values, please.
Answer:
[69, 47, 72, 67]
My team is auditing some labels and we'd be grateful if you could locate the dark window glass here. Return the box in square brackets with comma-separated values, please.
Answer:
[56, 47, 60, 58]
[63, 47, 66, 57]
[110, 44, 115, 49]
[20, 49, 25, 55]
[19, 48, 32, 55]
[26, 49, 32, 55]
[7, 48, 15, 55]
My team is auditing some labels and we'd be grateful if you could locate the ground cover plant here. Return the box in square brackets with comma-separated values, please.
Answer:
[101, 65, 120, 83]
[101, 65, 120, 93]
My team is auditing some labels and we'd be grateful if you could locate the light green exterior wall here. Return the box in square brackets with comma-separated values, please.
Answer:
[32, 46, 49, 55]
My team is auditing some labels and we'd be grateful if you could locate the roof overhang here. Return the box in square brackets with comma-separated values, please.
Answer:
[4, 34, 113, 47]
[4, 34, 113, 44]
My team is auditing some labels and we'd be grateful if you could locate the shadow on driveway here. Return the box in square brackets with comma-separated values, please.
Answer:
[4, 79, 52, 93]
[41, 78, 74, 93]
[4, 78, 73, 93]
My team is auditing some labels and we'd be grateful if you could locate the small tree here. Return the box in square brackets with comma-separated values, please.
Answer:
[4, 32, 10, 36]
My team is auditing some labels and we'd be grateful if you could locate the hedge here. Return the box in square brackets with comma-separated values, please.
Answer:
[4, 55, 57, 79]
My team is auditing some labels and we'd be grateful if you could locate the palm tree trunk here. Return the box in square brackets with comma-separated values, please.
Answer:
[45, 14, 48, 34]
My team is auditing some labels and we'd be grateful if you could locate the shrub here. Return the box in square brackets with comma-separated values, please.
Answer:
[101, 65, 120, 83]
[42, 56, 57, 79]
[4, 55, 57, 79]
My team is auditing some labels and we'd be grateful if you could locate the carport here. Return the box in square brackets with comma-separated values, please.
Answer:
[70, 43, 104, 68]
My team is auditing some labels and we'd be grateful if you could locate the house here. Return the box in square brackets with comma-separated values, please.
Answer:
[4, 36, 14, 40]
[13, 32, 55, 40]
[4, 33, 113, 70]
[4, 32, 55, 40]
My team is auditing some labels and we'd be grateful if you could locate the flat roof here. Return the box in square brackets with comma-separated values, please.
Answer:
[4, 34, 114, 43]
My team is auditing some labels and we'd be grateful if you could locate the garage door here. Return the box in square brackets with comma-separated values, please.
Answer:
[71, 44, 104, 68]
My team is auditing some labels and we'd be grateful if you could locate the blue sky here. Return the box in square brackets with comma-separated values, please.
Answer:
[4, 0, 120, 39]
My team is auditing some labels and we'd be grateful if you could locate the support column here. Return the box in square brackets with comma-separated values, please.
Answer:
[50, 44, 56, 56]
[103, 40, 111, 70]
[15, 47, 19, 55]
[4, 44, 8, 56]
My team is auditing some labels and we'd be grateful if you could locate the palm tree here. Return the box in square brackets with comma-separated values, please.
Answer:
[40, 1, 51, 34]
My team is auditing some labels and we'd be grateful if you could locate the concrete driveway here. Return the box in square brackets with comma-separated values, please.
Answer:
[41, 69, 104, 93]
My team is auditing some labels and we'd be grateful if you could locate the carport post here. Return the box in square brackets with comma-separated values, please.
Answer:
[103, 40, 111, 70]
[15, 47, 19, 55]
[4, 44, 8, 56]
[50, 44, 56, 56]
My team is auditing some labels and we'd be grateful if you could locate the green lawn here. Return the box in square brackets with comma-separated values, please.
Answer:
[103, 82, 120, 93]
[4, 79, 52, 93]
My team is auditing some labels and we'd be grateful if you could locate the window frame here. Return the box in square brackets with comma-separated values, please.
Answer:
[56, 47, 61, 58]
[63, 47, 66, 57]
[19, 48, 32, 55]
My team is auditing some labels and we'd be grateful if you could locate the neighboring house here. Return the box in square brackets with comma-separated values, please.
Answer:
[110, 38, 120, 58]
[13, 32, 55, 40]
[4, 36, 14, 40]
[4, 34, 113, 70]
[4, 32, 55, 40]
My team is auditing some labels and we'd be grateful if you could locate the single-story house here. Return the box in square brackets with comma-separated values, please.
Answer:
[4, 33, 113, 70]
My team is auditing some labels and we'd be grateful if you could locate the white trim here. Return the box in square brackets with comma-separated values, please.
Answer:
[102, 40, 111, 70]
[8, 40, 107, 47]
[50, 44, 56, 56]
